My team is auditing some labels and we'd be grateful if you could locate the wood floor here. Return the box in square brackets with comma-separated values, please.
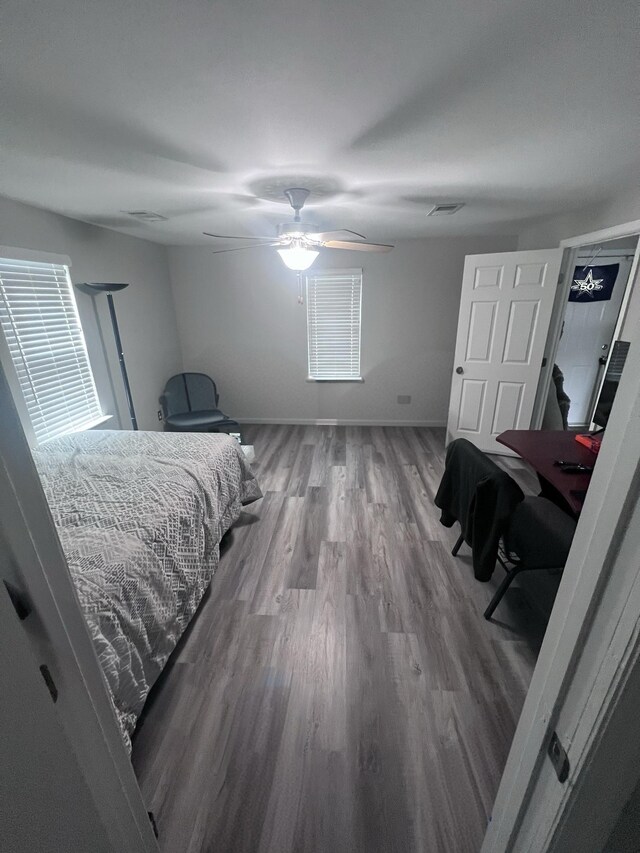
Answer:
[132, 425, 549, 853]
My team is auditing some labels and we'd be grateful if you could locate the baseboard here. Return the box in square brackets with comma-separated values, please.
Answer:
[237, 417, 447, 427]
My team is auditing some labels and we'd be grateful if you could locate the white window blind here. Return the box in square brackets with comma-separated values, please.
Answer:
[0, 257, 102, 443]
[306, 269, 362, 380]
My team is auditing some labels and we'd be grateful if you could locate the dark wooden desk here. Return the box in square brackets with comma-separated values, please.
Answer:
[496, 430, 596, 516]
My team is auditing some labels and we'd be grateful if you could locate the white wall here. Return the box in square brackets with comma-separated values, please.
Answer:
[168, 235, 516, 425]
[0, 195, 182, 432]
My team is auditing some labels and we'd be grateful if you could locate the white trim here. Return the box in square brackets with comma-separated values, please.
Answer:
[530, 246, 579, 429]
[38, 414, 113, 443]
[483, 245, 640, 851]
[531, 222, 640, 428]
[309, 267, 364, 277]
[575, 247, 637, 259]
[237, 417, 447, 426]
[305, 377, 364, 383]
[560, 219, 640, 248]
[306, 268, 363, 382]
[0, 364, 157, 852]
[0, 315, 37, 446]
[0, 245, 72, 267]
[608, 243, 640, 344]
[0, 259, 104, 443]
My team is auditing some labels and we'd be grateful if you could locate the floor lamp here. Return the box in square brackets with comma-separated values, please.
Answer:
[75, 282, 138, 430]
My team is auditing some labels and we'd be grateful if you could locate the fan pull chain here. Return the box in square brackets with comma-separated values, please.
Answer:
[297, 271, 304, 305]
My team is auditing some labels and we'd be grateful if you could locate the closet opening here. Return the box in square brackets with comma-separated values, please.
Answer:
[539, 235, 638, 432]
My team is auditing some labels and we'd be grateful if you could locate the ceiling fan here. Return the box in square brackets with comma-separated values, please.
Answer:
[203, 187, 393, 270]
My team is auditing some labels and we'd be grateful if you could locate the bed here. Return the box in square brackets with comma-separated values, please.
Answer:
[33, 430, 261, 750]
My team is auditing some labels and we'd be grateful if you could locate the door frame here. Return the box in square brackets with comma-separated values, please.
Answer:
[482, 218, 640, 852]
[531, 220, 640, 429]
[557, 250, 634, 428]
[0, 364, 158, 852]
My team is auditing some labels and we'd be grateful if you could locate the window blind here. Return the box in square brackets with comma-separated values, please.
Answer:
[306, 269, 362, 380]
[0, 257, 102, 443]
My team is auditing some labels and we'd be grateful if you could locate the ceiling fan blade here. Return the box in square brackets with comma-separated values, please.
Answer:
[308, 228, 368, 241]
[323, 240, 394, 252]
[203, 232, 274, 241]
[210, 242, 281, 255]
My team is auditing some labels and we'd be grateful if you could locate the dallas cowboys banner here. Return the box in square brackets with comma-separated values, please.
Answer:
[569, 264, 619, 302]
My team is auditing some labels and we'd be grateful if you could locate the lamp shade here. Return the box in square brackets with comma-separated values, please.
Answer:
[75, 282, 130, 295]
[277, 246, 319, 271]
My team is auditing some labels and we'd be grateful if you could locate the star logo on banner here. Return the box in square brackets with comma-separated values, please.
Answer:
[571, 269, 604, 298]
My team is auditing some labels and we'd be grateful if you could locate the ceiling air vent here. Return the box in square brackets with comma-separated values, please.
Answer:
[427, 203, 465, 216]
[123, 210, 168, 222]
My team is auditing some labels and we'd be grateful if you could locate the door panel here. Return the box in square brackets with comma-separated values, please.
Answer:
[492, 381, 525, 435]
[474, 264, 504, 289]
[458, 379, 487, 433]
[466, 301, 497, 361]
[502, 301, 539, 364]
[447, 249, 563, 453]
[515, 261, 548, 286]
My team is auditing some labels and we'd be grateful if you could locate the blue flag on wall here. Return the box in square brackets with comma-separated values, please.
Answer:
[569, 264, 619, 302]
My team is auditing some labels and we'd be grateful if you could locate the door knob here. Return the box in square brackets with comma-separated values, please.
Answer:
[456, 366, 464, 375]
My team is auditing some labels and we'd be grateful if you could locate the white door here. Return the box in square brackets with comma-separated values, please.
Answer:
[0, 581, 113, 852]
[447, 249, 563, 453]
[556, 257, 631, 426]
[0, 363, 158, 853]
[482, 261, 640, 852]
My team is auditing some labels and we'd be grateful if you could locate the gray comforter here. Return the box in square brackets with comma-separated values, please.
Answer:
[34, 430, 261, 750]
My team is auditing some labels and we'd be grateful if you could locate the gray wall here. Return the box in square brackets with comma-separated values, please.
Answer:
[0, 195, 182, 432]
[517, 192, 640, 348]
[168, 235, 516, 425]
[517, 188, 640, 249]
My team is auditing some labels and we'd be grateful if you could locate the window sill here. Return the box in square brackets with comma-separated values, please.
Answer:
[38, 415, 113, 446]
[306, 377, 364, 383]
[69, 414, 113, 433]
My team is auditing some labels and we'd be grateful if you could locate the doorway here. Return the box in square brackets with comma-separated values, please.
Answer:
[541, 236, 638, 430]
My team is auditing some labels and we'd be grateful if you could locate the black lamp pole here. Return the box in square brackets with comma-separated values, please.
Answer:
[75, 282, 138, 430]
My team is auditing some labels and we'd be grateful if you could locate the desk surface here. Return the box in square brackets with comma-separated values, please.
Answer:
[497, 430, 595, 516]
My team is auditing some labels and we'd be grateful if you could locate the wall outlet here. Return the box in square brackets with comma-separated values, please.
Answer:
[157, 410, 163, 421]
[397, 395, 411, 405]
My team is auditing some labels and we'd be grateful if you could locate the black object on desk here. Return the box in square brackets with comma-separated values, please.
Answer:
[553, 461, 593, 474]
[496, 430, 595, 517]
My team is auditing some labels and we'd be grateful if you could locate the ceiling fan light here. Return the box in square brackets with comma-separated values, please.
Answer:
[277, 246, 319, 271]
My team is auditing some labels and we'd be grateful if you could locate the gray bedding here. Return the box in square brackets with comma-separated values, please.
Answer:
[34, 430, 261, 750]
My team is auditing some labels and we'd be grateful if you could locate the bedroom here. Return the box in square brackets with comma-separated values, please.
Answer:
[1, 1, 640, 852]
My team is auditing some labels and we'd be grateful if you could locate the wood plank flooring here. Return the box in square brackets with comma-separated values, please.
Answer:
[132, 426, 549, 853]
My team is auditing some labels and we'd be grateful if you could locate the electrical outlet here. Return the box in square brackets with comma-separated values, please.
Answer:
[157, 410, 163, 421]
[397, 395, 411, 405]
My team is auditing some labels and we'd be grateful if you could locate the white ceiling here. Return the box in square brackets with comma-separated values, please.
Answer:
[1, 0, 639, 245]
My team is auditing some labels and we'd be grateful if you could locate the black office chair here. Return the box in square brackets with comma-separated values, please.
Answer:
[485, 496, 576, 619]
[159, 373, 240, 436]
[436, 438, 576, 620]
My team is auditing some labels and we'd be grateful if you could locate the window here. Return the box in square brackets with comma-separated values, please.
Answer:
[306, 269, 362, 381]
[0, 255, 103, 443]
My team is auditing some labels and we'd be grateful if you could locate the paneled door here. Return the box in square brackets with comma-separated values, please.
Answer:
[447, 249, 563, 453]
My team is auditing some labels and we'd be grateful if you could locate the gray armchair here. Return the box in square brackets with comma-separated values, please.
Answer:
[159, 373, 240, 435]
